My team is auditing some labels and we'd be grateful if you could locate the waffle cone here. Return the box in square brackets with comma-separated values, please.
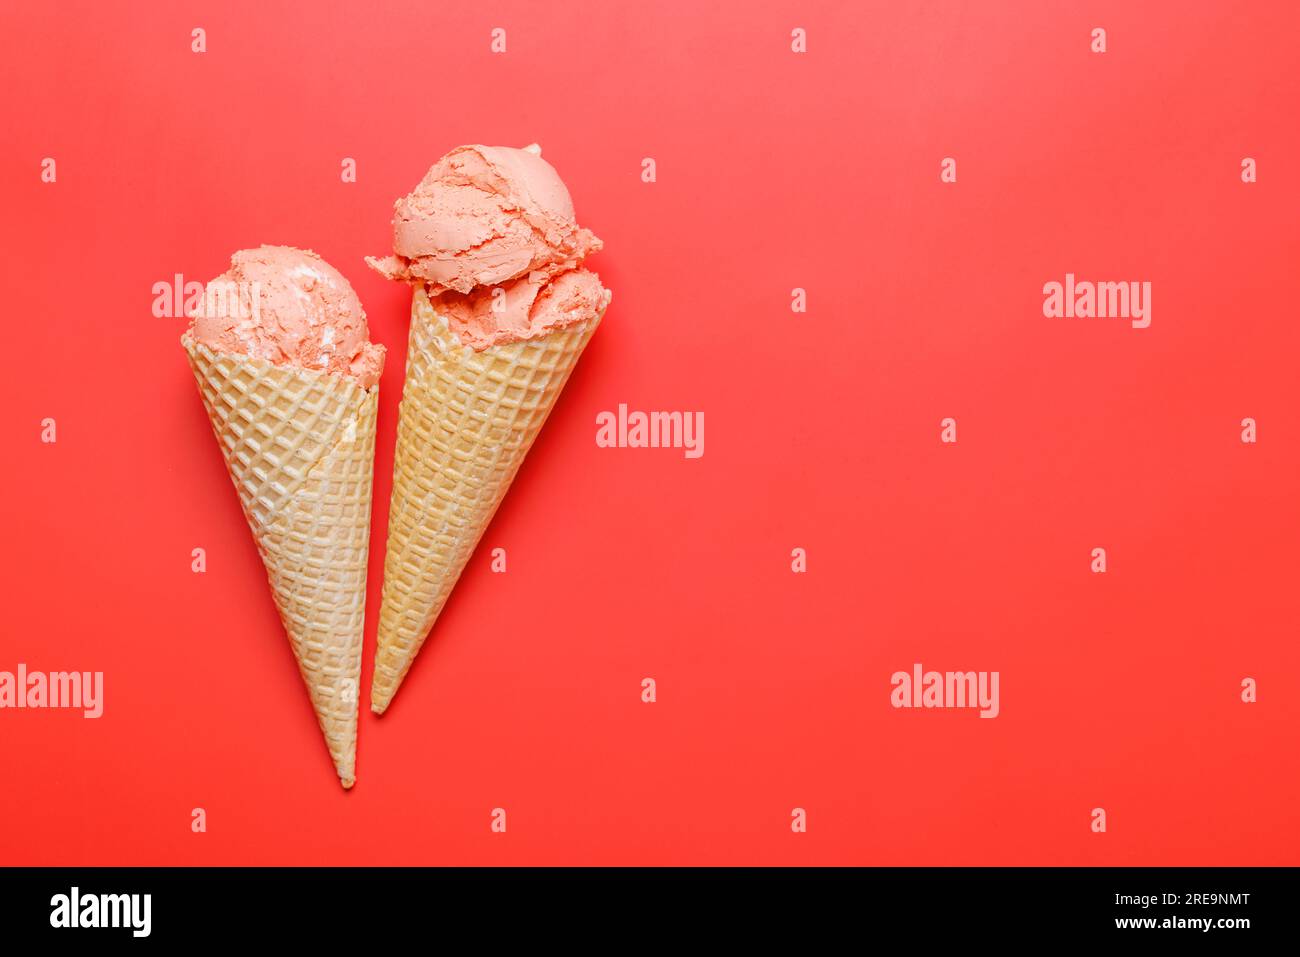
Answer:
[371, 289, 602, 713]
[183, 334, 378, 788]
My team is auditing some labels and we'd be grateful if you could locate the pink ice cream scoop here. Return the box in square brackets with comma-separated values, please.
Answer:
[369, 144, 609, 350]
[367, 144, 603, 295]
[188, 245, 385, 389]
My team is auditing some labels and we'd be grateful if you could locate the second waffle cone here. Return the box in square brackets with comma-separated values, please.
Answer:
[183, 334, 377, 787]
[372, 288, 602, 713]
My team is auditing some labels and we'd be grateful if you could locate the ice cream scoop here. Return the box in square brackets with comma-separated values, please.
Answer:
[366, 144, 602, 295]
[188, 245, 385, 389]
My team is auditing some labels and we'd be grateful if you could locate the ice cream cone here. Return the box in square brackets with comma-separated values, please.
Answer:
[183, 333, 378, 788]
[371, 287, 603, 713]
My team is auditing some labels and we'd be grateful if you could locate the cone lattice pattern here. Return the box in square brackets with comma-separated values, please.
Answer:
[372, 290, 602, 713]
[183, 334, 378, 788]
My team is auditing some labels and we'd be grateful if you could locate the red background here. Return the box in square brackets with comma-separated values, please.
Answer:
[2, 1, 1298, 865]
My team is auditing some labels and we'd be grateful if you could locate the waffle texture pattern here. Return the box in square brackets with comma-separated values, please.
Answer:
[183, 334, 377, 787]
[371, 290, 602, 713]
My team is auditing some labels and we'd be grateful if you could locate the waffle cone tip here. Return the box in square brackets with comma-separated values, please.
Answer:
[371, 680, 396, 714]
